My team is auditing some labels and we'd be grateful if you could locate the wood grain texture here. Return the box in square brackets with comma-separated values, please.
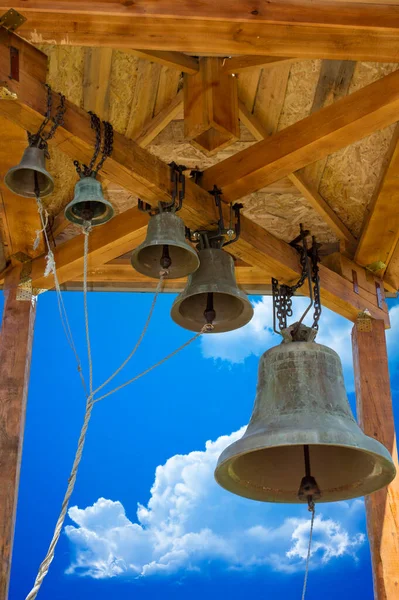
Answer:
[5, 5, 399, 61]
[201, 68, 399, 202]
[184, 58, 239, 155]
[134, 90, 183, 148]
[356, 124, 399, 271]
[126, 49, 198, 74]
[83, 47, 113, 120]
[352, 318, 399, 600]
[0, 266, 36, 598]
[222, 56, 294, 74]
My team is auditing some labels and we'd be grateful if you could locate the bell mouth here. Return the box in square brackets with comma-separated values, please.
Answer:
[5, 168, 54, 198]
[215, 442, 396, 504]
[173, 291, 254, 333]
[132, 244, 200, 279]
[71, 200, 109, 221]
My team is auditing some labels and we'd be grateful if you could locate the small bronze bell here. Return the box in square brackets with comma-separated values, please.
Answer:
[4, 146, 54, 198]
[171, 247, 254, 333]
[65, 175, 114, 226]
[131, 211, 200, 279]
[215, 339, 396, 503]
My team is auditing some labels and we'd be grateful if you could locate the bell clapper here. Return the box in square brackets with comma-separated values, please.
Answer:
[204, 292, 216, 326]
[160, 244, 172, 270]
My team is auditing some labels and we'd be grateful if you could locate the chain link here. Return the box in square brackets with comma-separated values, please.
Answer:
[28, 84, 66, 157]
[74, 112, 114, 178]
[272, 229, 321, 334]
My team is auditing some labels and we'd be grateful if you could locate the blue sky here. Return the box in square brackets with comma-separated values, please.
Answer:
[2, 288, 399, 599]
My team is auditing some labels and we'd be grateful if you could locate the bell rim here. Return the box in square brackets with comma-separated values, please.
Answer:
[170, 289, 254, 333]
[64, 198, 115, 227]
[4, 165, 55, 198]
[131, 240, 200, 280]
[215, 437, 396, 504]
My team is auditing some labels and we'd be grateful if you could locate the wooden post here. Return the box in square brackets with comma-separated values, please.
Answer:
[184, 57, 239, 155]
[0, 267, 36, 598]
[352, 316, 399, 599]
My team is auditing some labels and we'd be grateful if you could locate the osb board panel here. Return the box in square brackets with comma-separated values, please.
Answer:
[278, 60, 322, 131]
[240, 192, 337, 244]
[319, 62, 399, 237]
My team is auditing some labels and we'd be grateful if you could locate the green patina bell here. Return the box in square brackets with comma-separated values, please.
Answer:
[171, 247, 253, 333]
[215, 337, 396, 503]
[65, 175, 114, 226]
[131, 211, 200, 279]
[5, 146, 54, 198]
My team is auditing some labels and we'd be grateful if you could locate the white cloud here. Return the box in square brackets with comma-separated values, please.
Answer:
[65, 428, 365, 579]
[201, 297, 354, 386]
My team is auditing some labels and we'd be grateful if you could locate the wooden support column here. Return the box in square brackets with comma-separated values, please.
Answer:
[352, 317, 399, 599]
[0, 267, 36, 598]
[184, 57, 239, 155]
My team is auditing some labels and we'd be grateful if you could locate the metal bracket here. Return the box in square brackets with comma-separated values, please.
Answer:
[0, 9, 26, 32]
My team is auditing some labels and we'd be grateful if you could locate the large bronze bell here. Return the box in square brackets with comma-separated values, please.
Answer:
[65, 175, 114, 226]
[171, 247, 254, 333]
[215, 339, 396, 503]
[131, 211, 200, 279]
[4, 146, 54, 198]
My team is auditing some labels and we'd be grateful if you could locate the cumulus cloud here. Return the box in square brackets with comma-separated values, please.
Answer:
[201, 297, 354, 385]
[65, 428, 365, 579]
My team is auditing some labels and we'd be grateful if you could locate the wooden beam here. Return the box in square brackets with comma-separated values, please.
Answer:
[133, 89, 183, 148]
[299, 59, 356, 189]
[222, 56, 295, 74]
[288, 173, 356, 244]
[352, 317, 399, 599]
[0, 266, 36, 598]
[72, 264, 274, 293]
[0, 30, 389, 323]
[238, 101, 358, 244]
[6, 2, 399, 61]
[125, 60, 162, 140]
[126, 49, 198, 75]
[83, 47, 113, 120]
[201, 68, 399, 202]
[356, 125, 399, 271]
[184, 57, 239, 155]
[30, 206, 148, 290]
[0, 118, 44, 259]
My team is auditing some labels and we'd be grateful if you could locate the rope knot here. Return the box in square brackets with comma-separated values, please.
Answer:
[159, 269, 169, 278]
[202, 323, 214, 333]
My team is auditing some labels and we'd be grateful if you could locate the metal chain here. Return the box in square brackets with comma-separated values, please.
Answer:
[311, 239, 322, 330]
[28, 84, 66, 156]
[74, 113, 114, 178]
[301, 502, 316, 600]
[272, 228, 321, 334]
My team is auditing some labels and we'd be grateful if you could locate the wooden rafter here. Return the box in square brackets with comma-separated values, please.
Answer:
[237, 103, 356, 244]
[133, 89, 183, 148]
[221, 56, 295, 74]
[83, 47, 113, 120]
[0, 29, 390, 324]
[201, 68, 399, 202]
[356, 124, 399, 272]
[4, 1, 399, 61]
[126, 49, 198, 74]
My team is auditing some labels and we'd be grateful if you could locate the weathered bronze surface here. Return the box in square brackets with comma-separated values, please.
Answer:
[171, 247, 253, 333]
[64, 176, 114, 226]
[215, 340, 396, 503]
[4, 146, 54, 198]
[131, 211, 200, 279]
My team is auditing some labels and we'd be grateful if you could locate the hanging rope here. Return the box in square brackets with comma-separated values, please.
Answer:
[26, 210, 210, 599]
[301, 502, 316, 600]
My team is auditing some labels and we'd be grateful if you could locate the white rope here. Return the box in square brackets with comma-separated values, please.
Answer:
[82, 225, 93, 395]
[26, 218, 207, 599]
[301, 503, 315, 600]
[36, 198, 88, 395]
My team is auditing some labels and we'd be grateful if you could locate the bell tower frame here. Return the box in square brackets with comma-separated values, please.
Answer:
[352, 317, 399, 598]
[0, 3, 399, 597]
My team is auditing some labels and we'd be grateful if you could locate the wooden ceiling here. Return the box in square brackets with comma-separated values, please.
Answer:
[1, 1, 399, 327]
